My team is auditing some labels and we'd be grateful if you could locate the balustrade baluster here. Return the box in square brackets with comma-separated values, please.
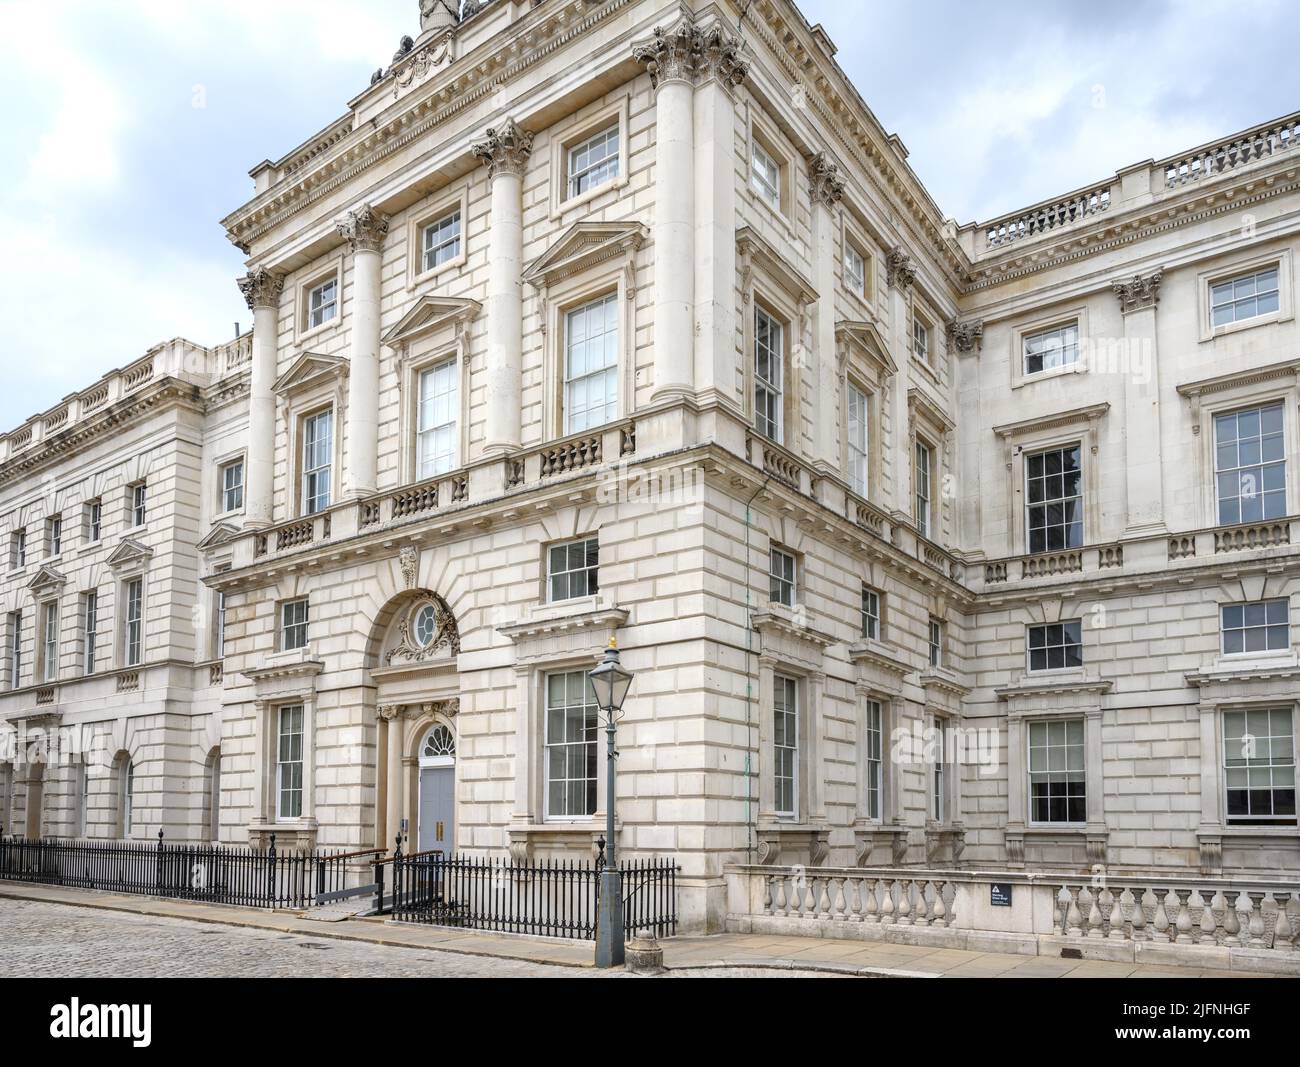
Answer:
[773, 874, 788, 917]
[817, 876, 833, 920]
[895, 879, 913, 925]
[932, 880, 949, 928]
[846, 876, 863, 922]
[879, 880, 895, 924]
[863, 878, 879, 923]
[913, 880, 930, 927]
[1248, 891, 1267, 947]
[1194, 889, 1216, 945]
[1172, 889, 1194, 944]
[1233, 891, 1252, 947]
[1081, 886, 1104, 938]
[762, 875, 775, 916]
[1129, 888, 1149, 941]
[1065, 885, 1083, 936]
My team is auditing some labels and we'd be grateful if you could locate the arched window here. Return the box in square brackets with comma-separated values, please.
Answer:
[420, 725, 455, 760]
[206, 748, 222, 843]
[113, 753, 134, 838]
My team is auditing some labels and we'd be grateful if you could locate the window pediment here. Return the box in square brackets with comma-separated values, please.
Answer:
[273, 352, 347, 397]
[907, 387, 956, 435]
[837, 319, 897, 379]
[26, 565, 66, 598]
[737, 226, 818, 306]
[105, 537, 153, 574]
[522, 221, 647, 291]
[992, 401, 1109, 441]
[381, 295, 481, 350]
[197, 522, 240, 551]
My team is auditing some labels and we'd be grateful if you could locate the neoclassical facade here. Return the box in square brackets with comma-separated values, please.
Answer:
[3, 0, 1300, 931]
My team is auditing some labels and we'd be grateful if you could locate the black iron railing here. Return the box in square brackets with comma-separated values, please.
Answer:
[389, 850, 679, 940]
[0, 830, 366, 910]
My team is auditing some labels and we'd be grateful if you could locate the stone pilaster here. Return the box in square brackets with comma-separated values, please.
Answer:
[336, 205, 389, 499]
[1113, 268, 1166, 535]
[473, 120, 533, 454]
[237, 267, 285, 529]
[809, 151, 845, 474]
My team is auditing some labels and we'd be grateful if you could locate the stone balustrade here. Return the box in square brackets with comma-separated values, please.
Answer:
[983, 184, 1112, 249]
[762, 867, 957, 928]
[1162, 116, 1300, 187]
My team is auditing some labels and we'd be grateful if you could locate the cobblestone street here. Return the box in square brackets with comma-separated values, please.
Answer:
[0, 898, 618, 978]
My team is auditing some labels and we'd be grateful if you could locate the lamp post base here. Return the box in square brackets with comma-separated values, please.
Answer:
[594, 868, 625, 968]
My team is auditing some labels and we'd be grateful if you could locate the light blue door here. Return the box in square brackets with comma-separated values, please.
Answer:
[418, 765, 455, 855]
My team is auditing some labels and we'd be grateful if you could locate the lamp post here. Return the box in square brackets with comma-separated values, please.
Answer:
[589, 636, 633, 968]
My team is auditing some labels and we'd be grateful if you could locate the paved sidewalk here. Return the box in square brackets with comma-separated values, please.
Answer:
[0, 882, 1272, 978]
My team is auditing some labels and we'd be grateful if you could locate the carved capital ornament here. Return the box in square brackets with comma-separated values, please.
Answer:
[945, 318, 984, 353]
[886, 246, 917, 290]
[632, 16, 749, 92]
[809, 151, 846, 209]
[1112, 268, 1164, 313]
[336, 203, 390, 253]
[472, 118, 534, 178]
[237, 267, 284, 311]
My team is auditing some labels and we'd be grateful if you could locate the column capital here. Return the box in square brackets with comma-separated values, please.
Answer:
[472, 118, 534, 179]
[886, 245, 917, 290]
[808, 151, 845, 209]
[237, 267, 284, 311]
[336, 203, 390, 253]
[1112, 267, 1163, 313]
[632, 16, 748, 92]
[945, 318, 984, 353]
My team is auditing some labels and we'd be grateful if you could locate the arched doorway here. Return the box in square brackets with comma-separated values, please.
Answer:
[416, 723, 456, 855]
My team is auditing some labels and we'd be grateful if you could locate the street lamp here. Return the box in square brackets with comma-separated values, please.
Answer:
[589, 635, 633, 968]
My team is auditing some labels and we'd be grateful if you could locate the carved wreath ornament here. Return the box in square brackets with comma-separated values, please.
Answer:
[386, 595, 461, 665]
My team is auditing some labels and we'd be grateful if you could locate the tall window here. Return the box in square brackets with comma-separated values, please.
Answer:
[1026, 444, 1082, 553]
[932, 718, 946, 822]
[421, 209, 462, 273]
[40, 602, 57, 682]
[912, 317, 930, 364]
[1027, 620, 1083, 672]
[8, 610, 21, 687]
[844, 244, 866, 298]
[1223, 708, 1295, 825]
[47, 515, 62, 557]
[308, 278, 337, 330]
[544, 671, 598, 820]
[221, 459, 244, 513]
[301, 409, 333, 514]
[215, 592, 226, 660]
[564, 293, 619, 434]
[750, 140, 781, 210]
[1023, 321, 1080, 375]
[860, 586, 881, 641]
[1214, 403, 1285, 526]
[773, 674, 798, 818]
[281, 598, 309, 651]
[86, 499, 102, 544]
[754, 307, 784, 442]
[1211, 266, 1279, 328]
[914, 440, 932, 538]
[11, 529, 25, 569]
[928, 617, 944, 668]
[417, 360, 458, 478]
[124, 578, 143, 666]
[1220, 599, 1289, 655]
[122, 760, 135, 837]
[276, 705, 304, 820]
[74, 762, 88, 838]
[131, 482, 147, 528]
[548, 537, 599, 602]
[847, 383, 869, 497]
[864, 699, 883, 820]
[567, 124, 619, 198]
[1029, 719, 1085, 824]
[769, 546, 795, 607]
[83, 591, 98, 674]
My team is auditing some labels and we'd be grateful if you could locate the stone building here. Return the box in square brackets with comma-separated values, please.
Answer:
[2, 0, 1299, 934]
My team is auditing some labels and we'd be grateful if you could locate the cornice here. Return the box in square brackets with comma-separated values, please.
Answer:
[1185, 659, 1300, 688]
[1176, 357, 1300, 399]
[992, 401, 1110, 440]
[847, 639, 911, 676]
[750, 609, 837, 650]
[994, 677, 1114, 700]
[497, 605, 629, 643]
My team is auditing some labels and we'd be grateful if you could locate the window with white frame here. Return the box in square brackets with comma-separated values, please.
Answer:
[307, 277, 337, 330]
[928, 617, 944, 668]
[8, 610, 21, 687]
[1023, 321, 1080, 376]
[1223, 708, 1295, 825]
[74, 762, 87, 838]
[865, 699, 883, 820]
[85, 499, 102, 544]
[417, 359, 458, 478]
[844, 243, 867, 298]
[40, 601, 57, 682]
[421, 209, 462, 274]
[131, 482, 147, 528]
[10, 529, 25, 569]
[1220, 599, 1289, 655]
[566, 124, 619, 199]
[121, 760, 134, 837]
[280, 598, 309, 651]
[563, 293, 619, 434]
[861, 586, 881, 641]
[544, 670, 598, 820]
[912, 316, 930, 364]
[301, 409, 333, 515]
[83, 591, 98, 674]
[220, 459, 244, 513]
[215, 591, 226, 660]
[46, 515, 61, 557]
[847, 382, 869, 497]
[1025, 444, 1082, 553]
[123, 578, 143, 666]
[914, 440, 933, 538]
[931, 718, 946, 822]
[1214, 402, 1285, 526]
[276, 704, 304, 820]
[769, 546, 795, 607]
[1211, 266, 1280, 329]
[773, 674, 799, 818]
[1027, 620, 1083, 672]
[750, 139, 781, 211]
[754, 306, 784, 443]
[1029, 718, 1086, 824]
[548, 536, 598, 602]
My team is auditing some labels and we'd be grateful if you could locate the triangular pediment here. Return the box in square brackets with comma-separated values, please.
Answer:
[273, 352, 347, 396]
[837, 320, 897, 377]
[197, 521, 241, 551]
[522, 221, 648, 289]
[105, 537, 153, 571]
[26, 565, 67, 596]
[381, 296, 481, 349]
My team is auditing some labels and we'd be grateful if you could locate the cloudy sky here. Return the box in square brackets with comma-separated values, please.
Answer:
[1, 0, 1296, 432]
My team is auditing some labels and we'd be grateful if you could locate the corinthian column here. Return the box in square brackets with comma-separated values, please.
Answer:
[237, 267, 285, 529]
[634, 20, 700, 402]
[337, 204, 388, 498]
[1113, 268, 1166, 535]
[809, 152, 845, 473]
[472, 120, 533, 454]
